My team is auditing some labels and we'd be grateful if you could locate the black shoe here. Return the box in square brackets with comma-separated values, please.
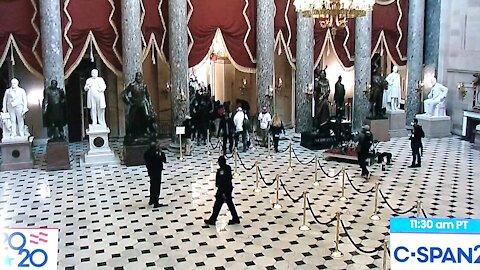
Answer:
[204, 219, 216, 226]
[408, 164, 416, 168]
[415, 164, 421, 168]
[148, 201, 154, 205]
[153, 203, 166, 208]
[228, 219, 240, 225]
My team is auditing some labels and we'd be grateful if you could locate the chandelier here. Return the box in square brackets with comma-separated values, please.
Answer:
[294, 0, 375, 36]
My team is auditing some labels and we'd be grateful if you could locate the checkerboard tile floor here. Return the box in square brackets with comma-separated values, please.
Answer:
[0, 134, 479, 269]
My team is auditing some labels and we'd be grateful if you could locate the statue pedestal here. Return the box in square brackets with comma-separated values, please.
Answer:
[82, 125, 120, 166]
[416, 114, 452, 138]
[124, 144, 149, 166]
[364, 119, 390, 142]
[46, 140, 71, 171]
[474, 125, 480, 149]
[0, 136, 34, 171]
[386, 110, 408, 137]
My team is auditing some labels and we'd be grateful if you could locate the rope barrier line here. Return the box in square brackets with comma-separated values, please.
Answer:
[236, 152, 256, 171]
[344, 171, 375, 194]
[279, 179, 303, 203]
[317, 160, 343, 178]
[258, 167, 276, 186]
[306, 197, 336, 225]
[422, 209, 429, 218]
[379, 190, 416, 215]
[340, 220, 383, 254]
[291, 147, 316, 165]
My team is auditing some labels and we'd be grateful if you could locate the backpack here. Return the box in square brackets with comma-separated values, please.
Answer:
[242, 113, 252, 132]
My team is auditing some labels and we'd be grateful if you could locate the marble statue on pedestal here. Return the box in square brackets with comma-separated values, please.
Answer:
[1, 78, 30, 139]
[314, 68, 331, 131]
[84, 69, 107, 126]
[122, 72, 159, 145]
[385, 66, 401, 111]
[423, 77, 448, 117]
[43, 80, 67, 141]
[334, 76, 345, 118]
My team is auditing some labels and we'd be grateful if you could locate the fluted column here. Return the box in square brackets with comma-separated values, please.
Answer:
[406, 0, 425, 124]
[39, 0, 64, 88]
[121, 0, 143, 84]
[353, 11, 372, 132]
[295, 15, 314, 133]
[256, 0, 275, 114]
[169, 0, 189, 141]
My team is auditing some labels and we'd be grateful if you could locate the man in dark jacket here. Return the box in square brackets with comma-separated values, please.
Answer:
[409, 118, 425, 168]
[205, 156, 240, 225]
[218, 113, 235, 155]
[355, 125, 373, 178]
[144, 142, 167, 208]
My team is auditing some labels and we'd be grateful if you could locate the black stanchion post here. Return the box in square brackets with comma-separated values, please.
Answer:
[233, 147, 240, 177]
[313, 154, 319, 186]
[339, 168, 348, 202]
[273, 175, 282, 209]
[299, 191, 310, 231]
[287, 141, 294, 172]
[254, 160, 261, 193]
[370, 182, 381, 221]
[332, 212, 343, 258]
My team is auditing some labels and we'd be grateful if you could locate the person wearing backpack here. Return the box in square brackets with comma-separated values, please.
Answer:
[233, 106, 248, 152]
[409, 118, 425, 168]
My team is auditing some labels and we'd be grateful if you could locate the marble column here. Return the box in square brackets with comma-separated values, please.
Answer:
[424, 0, 441, 69]
[169, 0, 189, 141]
[406, 0, 425, 124]
[256, 0, 275, 114]
[295, 15, 314, 133]
[121, 0, 143, 84]
[353, 12, 372, 132]
[39, 0, 64, 88]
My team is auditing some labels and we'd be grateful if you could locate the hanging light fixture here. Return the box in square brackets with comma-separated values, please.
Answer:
[294, 0, 375, 36]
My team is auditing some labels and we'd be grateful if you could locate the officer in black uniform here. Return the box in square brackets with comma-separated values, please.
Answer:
[409, 118, 425, 168]
[205, 156, 240, 225]
[144, 142, 167, 208]
[355, 125, 373, 179]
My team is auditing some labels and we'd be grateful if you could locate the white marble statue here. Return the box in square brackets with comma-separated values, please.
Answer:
[423, 77, 448, 117]
[84, 69, 107, 126]
[384, 66, 401, 111]
[2, 78, 29, 138]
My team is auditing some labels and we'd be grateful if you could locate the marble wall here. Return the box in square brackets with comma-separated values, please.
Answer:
[438, 0, 480, 134]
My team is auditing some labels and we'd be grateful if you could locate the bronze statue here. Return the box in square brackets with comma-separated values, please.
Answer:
[314, 68, 331, 131]
[42, 80, 67, 141]
[369, 65, 388, 119]
[334, 76, 345, 118]
[122, 72, 158, 144]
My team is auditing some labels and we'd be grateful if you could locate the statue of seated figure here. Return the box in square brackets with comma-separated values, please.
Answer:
[423, 77, 448, 117]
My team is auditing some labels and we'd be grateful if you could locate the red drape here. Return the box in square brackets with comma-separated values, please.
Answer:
[188, 0, 256, 71]
[274, 0, 297, 68]
[63, 0, 122, 77]
[142, 0, 169, 61]
[0, 0, 42, 76]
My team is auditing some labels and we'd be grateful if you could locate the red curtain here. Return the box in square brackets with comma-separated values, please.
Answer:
[274, 0, 297, 67]
[63, 0, 122, 77]
[0, 0, 42, 76]
[142, 0, 169, 61]
[188, 0, 256, 70]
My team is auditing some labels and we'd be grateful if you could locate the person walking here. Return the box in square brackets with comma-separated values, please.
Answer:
[355, 125, 373, 179]
[218, 113, 235, 155]
[144, 142, 167, 208]
[409, 118, 425, 168]
[269, 114, 285, 152]
[258, 106, 272, 147]
[205, 156, 240, 225]
[233, 105, 248, 152]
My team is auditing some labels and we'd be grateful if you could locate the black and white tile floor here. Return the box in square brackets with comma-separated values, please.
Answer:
[0, 134, 479, 269]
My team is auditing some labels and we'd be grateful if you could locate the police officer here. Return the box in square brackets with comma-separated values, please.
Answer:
[144, 141, 167, 208]
[409, 118, 425, 168]
[355, 125, 373, 179]
[205, 156, 240, 225]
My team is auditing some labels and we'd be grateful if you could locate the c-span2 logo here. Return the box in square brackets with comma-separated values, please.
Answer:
[390, 218, 480, 270]
[2, 228, 58, 270]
